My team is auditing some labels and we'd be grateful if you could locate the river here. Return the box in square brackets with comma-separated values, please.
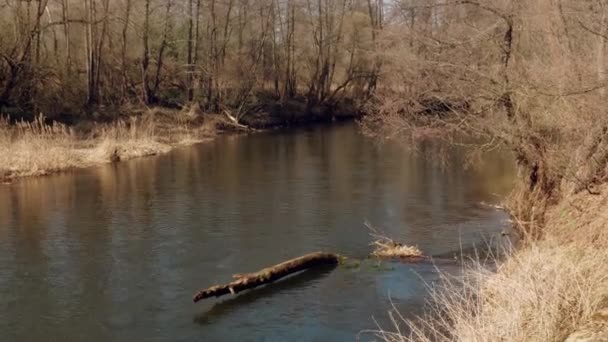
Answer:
[0, 122, 514, 341]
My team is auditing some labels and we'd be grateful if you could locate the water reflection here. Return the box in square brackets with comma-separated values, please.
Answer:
[0, 122, 514, 341]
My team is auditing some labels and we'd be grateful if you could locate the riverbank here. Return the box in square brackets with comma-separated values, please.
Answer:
[1, 101, 361, 182]
[380, 185, 608, 341]
[0, 110, 211, 181]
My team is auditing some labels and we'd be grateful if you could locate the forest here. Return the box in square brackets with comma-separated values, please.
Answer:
[0, 0, 383, 121]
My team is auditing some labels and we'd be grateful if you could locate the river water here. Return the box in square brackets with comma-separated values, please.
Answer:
[0, 122, 514, 341]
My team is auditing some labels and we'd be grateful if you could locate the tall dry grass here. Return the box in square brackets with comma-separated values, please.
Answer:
[0, 115, 86, 178]
[363, 0, 608, 340]
[93, 115, 171, 162]
[0, 111, 216, 181]
[375, 205, 608, 342]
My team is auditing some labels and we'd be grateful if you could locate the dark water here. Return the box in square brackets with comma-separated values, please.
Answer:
[0, 122, 514, 341]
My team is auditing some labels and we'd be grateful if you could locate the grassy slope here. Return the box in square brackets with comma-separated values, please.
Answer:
[377, 186, 608, 342]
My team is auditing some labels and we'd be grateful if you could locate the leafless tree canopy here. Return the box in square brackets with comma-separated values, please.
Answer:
[360, 0, 608, 236]
[0, 0, 383, 114]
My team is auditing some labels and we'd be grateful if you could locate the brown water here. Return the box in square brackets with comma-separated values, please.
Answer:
[0, 122, 514, 341]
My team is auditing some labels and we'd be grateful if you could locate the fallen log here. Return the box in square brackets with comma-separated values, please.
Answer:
[193, 251, 340, 302]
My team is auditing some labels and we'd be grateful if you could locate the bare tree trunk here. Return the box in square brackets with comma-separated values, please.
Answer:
[121, 0, 132, 101]
[94, 0, 110, 104]
[187, 0, 194, 102]
[34, 0, 47, 65]
[207, 0, 218, 109]
[220, 0, 234, 65]
[142, 0, 152, 104]
[60, 0, 71, 75]
[270, 0, 281, 98]
[366, 0, 383, 96]
[280, 0, 297, 98]
[194, 0, 201, 70]
[152, 0, 174, 99]
[85, 0, 98, 106]
[325, 0, 347, 101]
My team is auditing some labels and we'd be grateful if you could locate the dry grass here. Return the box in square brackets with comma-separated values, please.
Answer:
[374, 191, 608, 342]
[0, 110, 217, 181]
[0, 115, 85, 179]
[370, 239, 424, 259]
[361, 0, 608, 340]
[92, 115, 171, 162]
[368, 224, 424, 259]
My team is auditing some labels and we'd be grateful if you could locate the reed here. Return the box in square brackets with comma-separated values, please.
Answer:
[0, 115, 85, 179]
[373, 210, 608, 342]
[0, 111, 216, 181]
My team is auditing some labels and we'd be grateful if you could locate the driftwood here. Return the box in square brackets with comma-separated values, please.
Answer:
[193, 252, 340, 302]
[222, 110, 251, 130]
[367, 223, 425, 260]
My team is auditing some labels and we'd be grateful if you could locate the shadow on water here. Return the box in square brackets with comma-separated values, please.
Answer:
[193, 264, 338, 325]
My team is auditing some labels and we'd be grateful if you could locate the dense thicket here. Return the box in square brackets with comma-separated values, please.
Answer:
[363, 0, 608, 236]
[0, 0, 383, 118]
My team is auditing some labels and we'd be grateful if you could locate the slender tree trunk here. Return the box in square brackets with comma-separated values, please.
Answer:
[34, 0, 46, 65]
[153, 0, 174, 98]
[366, 0, 383, 96]
[85, 0, 98, 106]
[187, 0, 194, 102]
[142, 0, 152, 104]
[62, 0, 71, 75]
[121, 0, 132, 101]
[194, 0, 201, 69]
[207, 0, 218, 109]
[284, 0, 296, 98]
[270, 0, 281, 98]
[94, 0, 110, 104]
[220, 0, 234, 65]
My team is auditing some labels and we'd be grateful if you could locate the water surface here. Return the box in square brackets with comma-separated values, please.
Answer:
[0, 122, 514, 341]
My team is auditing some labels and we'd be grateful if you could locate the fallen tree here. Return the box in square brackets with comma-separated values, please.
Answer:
[193, 252, 340, 302]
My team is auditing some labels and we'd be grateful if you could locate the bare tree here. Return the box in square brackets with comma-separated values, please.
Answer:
[0, 0, 377, 115]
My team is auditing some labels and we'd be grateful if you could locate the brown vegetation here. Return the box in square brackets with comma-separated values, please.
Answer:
[0, 0, 380, 179]
[362, 0, 608, 238]
[3, 0, 608, 339]
[359, 0, 608, 341]
[370, 238, 423, 259]
[374, 188, 608, 342]
[0, 0, 382, 122]
[368, 224, 424, 259]
[387, 242, 608, 341]
[0, 110, 216, 181]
